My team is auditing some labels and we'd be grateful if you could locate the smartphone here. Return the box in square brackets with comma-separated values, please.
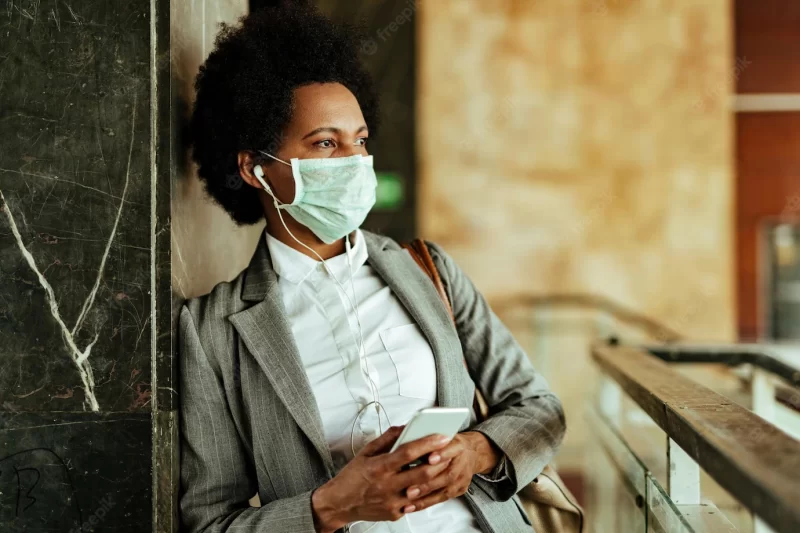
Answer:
[389, 407, 470, 468]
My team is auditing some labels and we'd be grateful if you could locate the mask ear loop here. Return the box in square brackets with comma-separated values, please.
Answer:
[260, 151, 290, 166]
[252, 158, 389, 457]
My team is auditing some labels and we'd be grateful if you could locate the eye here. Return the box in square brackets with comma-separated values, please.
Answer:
[355, 137, 368, 146]
[315, 139, 336, 149]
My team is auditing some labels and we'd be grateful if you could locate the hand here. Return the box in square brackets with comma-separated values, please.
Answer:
[401, 431, 502, 513]
[311, 426, 455, 533]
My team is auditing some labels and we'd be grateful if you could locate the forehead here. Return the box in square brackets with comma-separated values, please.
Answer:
[289, 83, 365, 130]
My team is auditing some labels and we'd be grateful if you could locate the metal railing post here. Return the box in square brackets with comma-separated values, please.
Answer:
[598, 374, 622, 429]
[752, 368, 776, 424]
[667, 438, 701, 505]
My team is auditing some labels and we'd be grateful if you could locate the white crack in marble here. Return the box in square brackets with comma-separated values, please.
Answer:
[0, 100, 138, 411]
[0, 189, 100, 411]
[73, 100, 136, 343]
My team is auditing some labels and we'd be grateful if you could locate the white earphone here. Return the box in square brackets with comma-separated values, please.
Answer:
[253, 164, 273, 193]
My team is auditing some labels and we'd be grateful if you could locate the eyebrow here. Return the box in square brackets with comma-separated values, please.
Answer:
[302, 125, 369, 140]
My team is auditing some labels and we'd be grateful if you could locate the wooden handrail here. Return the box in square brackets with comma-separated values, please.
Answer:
[592, 342, 800, 533]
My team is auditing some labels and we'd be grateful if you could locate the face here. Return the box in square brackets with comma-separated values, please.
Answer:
[239, 82, 369, 204]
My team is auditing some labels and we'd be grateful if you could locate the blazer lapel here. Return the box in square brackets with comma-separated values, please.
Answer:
[364, 233, 468, 411]
[228, 236, 334, 476]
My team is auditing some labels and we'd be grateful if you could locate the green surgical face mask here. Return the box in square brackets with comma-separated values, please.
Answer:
[256, 152, 377, 244]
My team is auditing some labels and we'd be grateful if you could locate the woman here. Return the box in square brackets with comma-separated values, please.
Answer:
[180, 3, 565, 533]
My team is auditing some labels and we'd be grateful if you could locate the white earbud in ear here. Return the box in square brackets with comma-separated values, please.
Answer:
[253, 165, 271, 192]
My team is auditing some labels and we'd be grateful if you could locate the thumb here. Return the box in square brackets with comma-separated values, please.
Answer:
[360, 426, 404, 457]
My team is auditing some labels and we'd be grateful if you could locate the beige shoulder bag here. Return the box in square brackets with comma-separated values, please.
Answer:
[402, 239, 584, 533]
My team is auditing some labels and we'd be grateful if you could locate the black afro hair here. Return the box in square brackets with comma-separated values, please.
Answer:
[189, 1, 380, 225]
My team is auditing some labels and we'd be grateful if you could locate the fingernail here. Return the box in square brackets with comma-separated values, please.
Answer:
[437, 435, 450, 444]
[407, 487, 420, 498]
[404, 505, 416, 513]
[428, 453, 441, 464]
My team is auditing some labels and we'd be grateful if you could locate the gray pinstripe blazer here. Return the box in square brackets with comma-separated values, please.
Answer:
[178, 231, 566, 533]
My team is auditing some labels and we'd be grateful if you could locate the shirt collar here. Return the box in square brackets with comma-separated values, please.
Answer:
[265, 229, 369, 285]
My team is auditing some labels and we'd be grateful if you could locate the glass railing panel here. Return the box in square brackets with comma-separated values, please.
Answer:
[521, 309, 606, 470]
[646, 475, 694, 533]
[619, 389, 668, 488]
[586, 408, 648, 533]
[503, 303, 665, 475]
[646, 475, 742, 533]
[699, 475, 753, 533]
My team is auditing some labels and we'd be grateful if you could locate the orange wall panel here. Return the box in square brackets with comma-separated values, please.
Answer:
[736, 112, 800, 338]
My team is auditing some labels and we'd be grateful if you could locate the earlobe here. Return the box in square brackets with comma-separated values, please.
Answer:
[236, 150, 270, 190]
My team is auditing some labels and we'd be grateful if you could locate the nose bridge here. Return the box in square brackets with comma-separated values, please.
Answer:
[337, 143, 361, 158]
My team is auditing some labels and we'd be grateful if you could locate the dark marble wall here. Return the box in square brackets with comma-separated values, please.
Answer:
[1, 0, 152, 413]
[0, 0, 173, 531]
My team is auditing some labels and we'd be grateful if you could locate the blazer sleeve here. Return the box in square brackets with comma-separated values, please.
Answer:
[427, 243, 567, 502]
[179, 303, 318, 533]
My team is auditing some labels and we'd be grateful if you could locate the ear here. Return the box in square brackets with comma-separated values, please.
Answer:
[237, 151, 269, 190]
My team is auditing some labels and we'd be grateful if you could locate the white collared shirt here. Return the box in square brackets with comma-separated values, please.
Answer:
[266, 230, 481, 533]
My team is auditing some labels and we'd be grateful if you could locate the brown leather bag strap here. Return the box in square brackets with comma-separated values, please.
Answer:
[401, 239, 455, 322]
[401, 239, 487, 422]
[404, 243, 582, 532]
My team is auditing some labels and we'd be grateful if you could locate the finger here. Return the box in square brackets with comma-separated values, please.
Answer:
[403, 460, 462, 500]
[427, 439, 466, 465]
[403, 487, 452, 513]
[360, 426, 405, 456]
[405, 468, 451, 500]
[389, 458, 452, 494]
[385, 433, 452, 471]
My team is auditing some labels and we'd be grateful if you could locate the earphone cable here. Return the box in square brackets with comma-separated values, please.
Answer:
[253, 166, 389, 452]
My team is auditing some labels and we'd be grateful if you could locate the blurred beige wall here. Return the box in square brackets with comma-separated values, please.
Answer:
[170, 1, 736, 333]
[171, 0, 262, 301]
[418, 0, 736, 464]
[418, 0, 736, 339]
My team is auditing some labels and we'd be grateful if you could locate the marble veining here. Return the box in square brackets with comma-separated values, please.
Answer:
[1, 0, 153, 412]
[0, 100, 137, 412]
